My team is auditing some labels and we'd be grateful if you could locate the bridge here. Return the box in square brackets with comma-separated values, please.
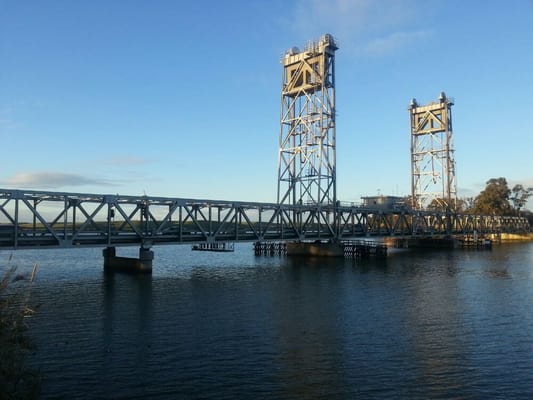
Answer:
[0, 34, 530, 271]
[0, 188, 528, 253]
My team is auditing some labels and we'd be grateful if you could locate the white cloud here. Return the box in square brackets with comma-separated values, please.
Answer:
[290, 0, 434, 56]
[1, 172, 116, 189]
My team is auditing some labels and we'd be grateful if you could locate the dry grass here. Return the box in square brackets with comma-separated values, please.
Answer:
[0, 260, 40, 399]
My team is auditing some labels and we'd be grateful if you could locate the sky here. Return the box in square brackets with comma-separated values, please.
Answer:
[1, 0, 532, 206]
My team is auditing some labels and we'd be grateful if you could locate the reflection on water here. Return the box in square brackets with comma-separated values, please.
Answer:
[1, 242, 533, 399]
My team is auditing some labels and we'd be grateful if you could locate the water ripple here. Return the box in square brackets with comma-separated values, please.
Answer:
[1, 243, 532, 399]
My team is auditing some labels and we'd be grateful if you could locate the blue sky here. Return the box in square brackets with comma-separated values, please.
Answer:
[1, 0, 532, 206]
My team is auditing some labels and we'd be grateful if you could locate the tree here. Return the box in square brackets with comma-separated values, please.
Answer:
[471, 177, 512, 216]
[510, 184, 533, 216]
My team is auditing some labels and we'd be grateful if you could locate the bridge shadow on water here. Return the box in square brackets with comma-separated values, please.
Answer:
[101, 270, 154, 395]
[283, 254, 390, 272]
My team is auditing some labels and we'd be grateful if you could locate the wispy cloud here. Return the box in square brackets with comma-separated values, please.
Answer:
[361, 30, 433, 56]
[0, 118, 15, 130]
[102, 156, 150, 166]
[508, 178, 533, 190]
[290, 0, 433, 57]
[0, 107, 21, 134]
[457, 186, 480, 199]
[0, 172, 116, 189]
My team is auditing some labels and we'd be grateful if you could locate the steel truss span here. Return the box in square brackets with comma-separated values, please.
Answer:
[0, 189, 529, 250]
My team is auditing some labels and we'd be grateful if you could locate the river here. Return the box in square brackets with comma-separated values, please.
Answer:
[2, 242, 533, 399]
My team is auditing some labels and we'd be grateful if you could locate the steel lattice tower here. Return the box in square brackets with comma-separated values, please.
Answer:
[277, 34, 338, 206]
[409, 92, 457, 210]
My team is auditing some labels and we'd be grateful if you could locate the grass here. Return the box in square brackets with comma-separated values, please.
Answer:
[0, 259, 40, 399]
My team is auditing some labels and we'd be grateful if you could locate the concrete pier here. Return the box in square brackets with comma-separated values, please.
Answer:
[103, 246, 153, 273]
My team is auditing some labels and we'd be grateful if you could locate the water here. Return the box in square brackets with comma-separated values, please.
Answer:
[2, 242, 533, 399]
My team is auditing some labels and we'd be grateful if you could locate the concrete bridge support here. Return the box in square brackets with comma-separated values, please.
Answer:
[103, 246, 154, 273]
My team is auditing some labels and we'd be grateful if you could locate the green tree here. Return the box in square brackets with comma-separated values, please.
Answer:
[510, 184, 533, 215]
[471, 177, 512, 216]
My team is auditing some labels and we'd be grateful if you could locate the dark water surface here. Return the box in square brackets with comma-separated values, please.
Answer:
[2, 242, 533, 399]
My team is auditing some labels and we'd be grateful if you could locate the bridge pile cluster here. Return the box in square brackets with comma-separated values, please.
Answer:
[253, 242, 287, 256]
[342, 240, 387, 258]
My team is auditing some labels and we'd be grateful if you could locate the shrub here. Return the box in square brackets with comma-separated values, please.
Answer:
[0, 264, 40, 399]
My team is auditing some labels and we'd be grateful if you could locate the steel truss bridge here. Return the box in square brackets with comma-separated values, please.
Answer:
[0, 189, 529, 251]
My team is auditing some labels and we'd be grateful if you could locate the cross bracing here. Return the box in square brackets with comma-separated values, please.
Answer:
[277, 34, 337, 208]
[0, 189, 529, 250]
[409, 93, 457, 210]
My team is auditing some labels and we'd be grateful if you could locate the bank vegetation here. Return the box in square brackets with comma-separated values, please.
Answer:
[427, 177, 533, 224]
[0, 262, 40, 399]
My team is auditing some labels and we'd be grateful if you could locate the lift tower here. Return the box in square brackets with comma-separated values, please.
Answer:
[277, 34, 338, 207]
[409, 92, 457, 210]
